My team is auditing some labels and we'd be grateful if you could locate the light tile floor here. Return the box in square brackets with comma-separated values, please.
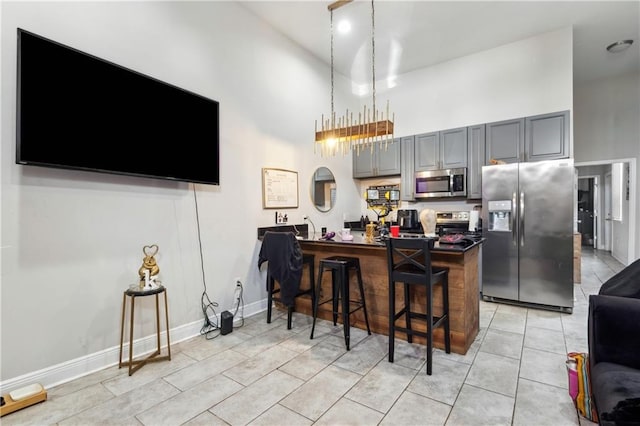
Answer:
[2, 248, 624, 426]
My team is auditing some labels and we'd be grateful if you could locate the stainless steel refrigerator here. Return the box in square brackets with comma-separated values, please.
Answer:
[482, 159, 574, 313]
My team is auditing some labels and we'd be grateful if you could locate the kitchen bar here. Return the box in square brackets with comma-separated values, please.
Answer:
[293, 233, 482, 355]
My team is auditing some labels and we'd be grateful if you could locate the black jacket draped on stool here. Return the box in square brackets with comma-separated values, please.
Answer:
[258, 231, 303, 307]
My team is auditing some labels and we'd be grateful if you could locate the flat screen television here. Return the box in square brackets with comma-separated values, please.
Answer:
[16, 28, 220, 185]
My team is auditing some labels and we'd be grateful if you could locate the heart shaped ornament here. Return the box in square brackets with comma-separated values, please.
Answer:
[143, 244, 159, 257]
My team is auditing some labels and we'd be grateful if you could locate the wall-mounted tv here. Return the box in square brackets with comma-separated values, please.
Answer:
[17, 28, 220, 185]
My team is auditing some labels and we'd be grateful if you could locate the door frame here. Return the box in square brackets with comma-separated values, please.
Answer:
[604, 172, 612, 251]
[575, 158, 636, 265]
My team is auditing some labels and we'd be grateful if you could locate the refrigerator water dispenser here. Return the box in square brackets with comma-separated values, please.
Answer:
[487, 200, 512, 232]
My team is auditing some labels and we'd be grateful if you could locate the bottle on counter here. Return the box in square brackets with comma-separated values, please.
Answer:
[360, 215, 365, 228]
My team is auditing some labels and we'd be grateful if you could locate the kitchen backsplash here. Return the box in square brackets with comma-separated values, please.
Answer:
[355, 177, 481, 223]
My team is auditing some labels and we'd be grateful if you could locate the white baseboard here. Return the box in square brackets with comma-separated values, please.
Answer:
[0, 300, 266, 394]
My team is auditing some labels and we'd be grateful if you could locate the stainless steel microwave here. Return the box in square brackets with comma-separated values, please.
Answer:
[414, 168, 467, 198]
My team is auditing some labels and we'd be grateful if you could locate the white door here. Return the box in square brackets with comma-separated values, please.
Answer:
[593, 177, 599, 249]
[604, 172, 612, 251]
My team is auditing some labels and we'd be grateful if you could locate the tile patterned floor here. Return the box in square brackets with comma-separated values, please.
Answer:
[2, 248, 624, 425]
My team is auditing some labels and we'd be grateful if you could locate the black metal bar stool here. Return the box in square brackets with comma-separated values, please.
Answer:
[310, 256, 371, 350]
[267, 252, 315, 329]
[385, 237, 450, 375]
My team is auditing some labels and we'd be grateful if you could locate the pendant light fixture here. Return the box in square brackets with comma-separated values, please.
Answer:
[315, 0, 395, 157]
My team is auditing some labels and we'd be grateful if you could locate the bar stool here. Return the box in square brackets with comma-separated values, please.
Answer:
[259, 231, 315, 330]
[385, 237, 450, 375]
[119, 285, 171, 376]
[310, 256, 371, 350]
[267, 252, 315, 329]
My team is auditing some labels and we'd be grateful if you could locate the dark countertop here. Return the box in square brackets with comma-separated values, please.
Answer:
[256, 225, 484, 253]
[298, 233, 484, 253]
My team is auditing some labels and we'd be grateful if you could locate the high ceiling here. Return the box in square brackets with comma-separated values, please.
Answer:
[240, 1, 640, 86]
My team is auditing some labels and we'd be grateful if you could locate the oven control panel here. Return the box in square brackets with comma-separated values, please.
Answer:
[436, 211, 470, 223]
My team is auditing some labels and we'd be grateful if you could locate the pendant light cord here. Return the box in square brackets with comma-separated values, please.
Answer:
[317, 0, 393, 156]
[330, 9, 335, 128]
[371, 0, 376, 117]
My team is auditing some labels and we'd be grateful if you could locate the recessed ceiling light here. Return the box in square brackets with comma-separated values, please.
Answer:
[606, 39, 634, 53]
[337, 20, 351, 34]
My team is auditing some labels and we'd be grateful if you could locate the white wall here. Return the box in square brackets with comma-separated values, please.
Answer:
[1, 4, 576, 390]
[356, 27, 574, 219]
[574, 71, 640, 261]
[387, 27, 573, 138]
[1, 1, 359, 386]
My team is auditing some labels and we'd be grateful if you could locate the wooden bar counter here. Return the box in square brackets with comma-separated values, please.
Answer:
[294, 234, 482, 355]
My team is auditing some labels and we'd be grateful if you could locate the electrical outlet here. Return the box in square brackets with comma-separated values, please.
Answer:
[275, 211, 286, 224]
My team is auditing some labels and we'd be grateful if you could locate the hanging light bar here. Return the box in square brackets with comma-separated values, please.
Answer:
[315, 0, 395, 157]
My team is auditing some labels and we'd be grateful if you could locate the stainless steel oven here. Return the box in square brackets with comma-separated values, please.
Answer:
[414, 168, 466, 198]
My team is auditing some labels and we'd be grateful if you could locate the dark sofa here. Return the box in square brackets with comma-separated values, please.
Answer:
[588, 258, 640, 425]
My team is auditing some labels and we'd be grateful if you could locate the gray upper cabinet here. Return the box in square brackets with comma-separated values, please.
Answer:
[414, 132, 439, 171]
[352, 139, 401, 178]
[485, 118, 524, 164]
[353, 145, 375, 178]
[441, 127, 468, 168]
[377, 139, 402, 175]
[415, 127, 467, 172]
[525, 110, 570, 161]
[467, 124, 485, 199]
[400, 135, 415, 201]
[486, 111, 570, 164]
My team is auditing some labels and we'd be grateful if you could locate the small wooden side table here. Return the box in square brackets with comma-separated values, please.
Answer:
[119, 285, 171, 376]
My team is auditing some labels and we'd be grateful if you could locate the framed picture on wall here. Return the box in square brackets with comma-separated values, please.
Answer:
[262, 168, 299, 209]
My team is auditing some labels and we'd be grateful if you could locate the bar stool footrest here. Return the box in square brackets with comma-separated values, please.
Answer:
[392, 313, 448, 328]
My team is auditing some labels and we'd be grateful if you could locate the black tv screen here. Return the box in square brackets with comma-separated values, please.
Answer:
[17, 28, 220, 185]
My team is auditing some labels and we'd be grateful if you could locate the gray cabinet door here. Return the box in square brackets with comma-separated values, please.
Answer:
[441, 127, 468, 168]
[400, 136, 415, 201]
[467, 124, 485, 199]
[525, 110, 569, 161]
[352, 140, 400, 178]
[414, 131, 439, 171]
[376, 139, 401, 176]
[485, 118, 525, 164]
[352, 145, 375, 178]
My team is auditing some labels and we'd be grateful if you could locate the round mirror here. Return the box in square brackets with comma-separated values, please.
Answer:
[310, 167, 336, 212]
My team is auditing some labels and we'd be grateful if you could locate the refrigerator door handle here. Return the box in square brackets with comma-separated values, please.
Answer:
[520, 191, 525, 246]
[512, 192, 517, 246]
